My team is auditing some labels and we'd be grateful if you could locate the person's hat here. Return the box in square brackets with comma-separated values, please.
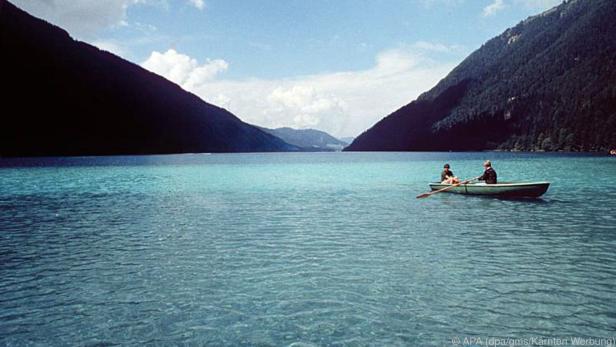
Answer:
[444, 163, 450, 168]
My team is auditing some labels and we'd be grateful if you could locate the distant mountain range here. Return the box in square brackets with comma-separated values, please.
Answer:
[258, 127, 349, 151]
[338, 137, 355, 145]
[346, 0, 616, 152]
[0, 0, 296, 156]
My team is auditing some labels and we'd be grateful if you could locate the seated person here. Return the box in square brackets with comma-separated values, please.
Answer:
[441, 163, 460, 184]
[478, 160, 497, 184]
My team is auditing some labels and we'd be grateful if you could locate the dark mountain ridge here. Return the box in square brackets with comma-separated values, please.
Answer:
[346, 0, 616, 152]
[0, 0, 296, 156]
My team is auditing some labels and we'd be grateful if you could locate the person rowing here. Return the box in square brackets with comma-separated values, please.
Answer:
[478, 160, 497, 184]
[440, 163, 460, 184]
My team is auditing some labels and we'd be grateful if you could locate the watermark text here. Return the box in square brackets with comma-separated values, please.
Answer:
[449, 336, 616, 346]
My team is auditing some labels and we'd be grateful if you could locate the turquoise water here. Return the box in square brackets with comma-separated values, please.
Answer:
[1, 152, 615, 346]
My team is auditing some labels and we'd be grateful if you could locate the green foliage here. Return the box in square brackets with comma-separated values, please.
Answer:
[348, 0, 616, 152]
[432, 0, 616, 151]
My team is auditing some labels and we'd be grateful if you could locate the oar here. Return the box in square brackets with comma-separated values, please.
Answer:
[416, 176, 481, 199]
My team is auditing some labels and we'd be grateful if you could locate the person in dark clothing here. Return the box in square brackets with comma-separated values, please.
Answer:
[441, 163, 460, 184]
[478, 160, 497, 184]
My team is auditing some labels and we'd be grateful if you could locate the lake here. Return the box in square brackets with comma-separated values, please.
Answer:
[1, 152, 615, 346]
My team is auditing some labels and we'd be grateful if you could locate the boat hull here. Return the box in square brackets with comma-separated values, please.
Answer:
[429, 182, 550, 198]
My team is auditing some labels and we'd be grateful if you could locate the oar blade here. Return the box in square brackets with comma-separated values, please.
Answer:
[416, 192, 431, 199]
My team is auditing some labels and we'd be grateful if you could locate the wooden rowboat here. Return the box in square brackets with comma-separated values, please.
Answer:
[429, 181, 550, 198]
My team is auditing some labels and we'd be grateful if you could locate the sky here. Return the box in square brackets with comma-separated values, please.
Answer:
[13, 0, 562, 138]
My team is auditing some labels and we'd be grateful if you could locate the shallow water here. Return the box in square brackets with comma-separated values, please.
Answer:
[1, 152, 615, 346]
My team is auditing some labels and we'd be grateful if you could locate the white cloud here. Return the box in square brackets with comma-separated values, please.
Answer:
[9, 1, 461, 138]
[267, 86, 347, 129]
[142, 49, 228, 90]
[141, 46, 458, 137]
[483, 0, 506, 16]
[92, 40, 125, 56]
[411, 41, 466, 53]
[188, 0, 205, 10]
[11, 0, 206, 39]
[11, 0, 143, 39]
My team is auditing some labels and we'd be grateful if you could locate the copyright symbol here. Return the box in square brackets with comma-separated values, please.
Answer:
[451, 336, 461, 345]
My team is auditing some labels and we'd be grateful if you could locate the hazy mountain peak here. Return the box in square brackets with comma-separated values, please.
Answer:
[258, 127, 348, 151]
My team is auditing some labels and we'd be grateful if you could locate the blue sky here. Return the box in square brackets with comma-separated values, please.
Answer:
[14, 0, 562, 137]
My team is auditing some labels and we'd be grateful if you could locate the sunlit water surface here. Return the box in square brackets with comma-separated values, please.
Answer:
[1, 152, 615, 346]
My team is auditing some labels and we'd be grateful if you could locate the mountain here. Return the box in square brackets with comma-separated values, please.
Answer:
[346, 0, 616, 152]
[339, 137, 355, 146]
[258, 127, 348, 151]
[0, 1, 296, 157]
